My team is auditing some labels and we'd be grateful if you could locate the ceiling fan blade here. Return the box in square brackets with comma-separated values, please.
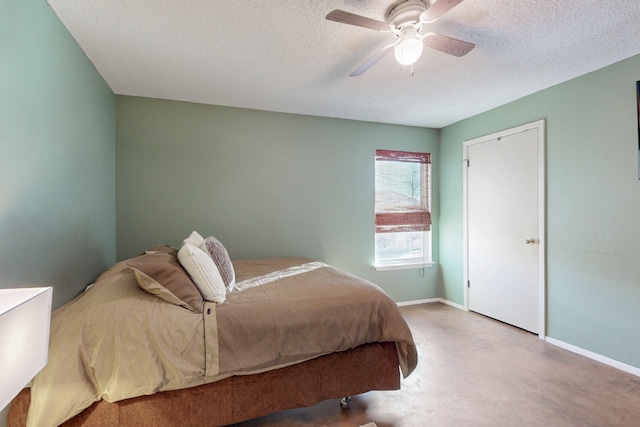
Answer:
[326, 10, 390, 32]
[423, 0, 464, 22]
[423, 32, 475, 57]
[349, 43, 395, 77]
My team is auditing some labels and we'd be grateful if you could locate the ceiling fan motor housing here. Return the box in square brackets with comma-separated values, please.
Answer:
[387, 0, 428, 28]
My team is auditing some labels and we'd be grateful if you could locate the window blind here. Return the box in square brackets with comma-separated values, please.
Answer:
[375, 149, 431, 233]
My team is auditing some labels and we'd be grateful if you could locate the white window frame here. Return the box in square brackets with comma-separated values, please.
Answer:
[374, 154, 433, 271]
[374, 230, 434, 271]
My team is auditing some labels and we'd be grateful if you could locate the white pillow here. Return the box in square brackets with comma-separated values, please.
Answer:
[177, 243, 226, 303]
[183, 230, 205, 248]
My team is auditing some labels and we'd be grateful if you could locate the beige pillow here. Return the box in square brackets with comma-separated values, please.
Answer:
[178, 243, 226, 303]
[127, 252, 204, 313]
[201, 236, 235, 291]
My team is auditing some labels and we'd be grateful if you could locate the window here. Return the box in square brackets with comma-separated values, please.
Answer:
[374, 149, 432, 270]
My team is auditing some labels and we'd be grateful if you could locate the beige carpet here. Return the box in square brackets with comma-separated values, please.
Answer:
[231, 303, 640, 426]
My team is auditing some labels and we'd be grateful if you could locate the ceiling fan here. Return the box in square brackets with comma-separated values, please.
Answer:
[326, 0, 475, 76]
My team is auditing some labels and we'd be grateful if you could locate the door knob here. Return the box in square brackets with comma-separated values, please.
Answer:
[525, 238, 537, 245]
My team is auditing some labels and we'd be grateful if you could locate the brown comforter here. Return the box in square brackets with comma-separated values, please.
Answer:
[25, 257, 417, 427]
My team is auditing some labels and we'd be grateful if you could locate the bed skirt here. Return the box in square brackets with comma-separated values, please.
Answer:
[9, 341, 400, 427]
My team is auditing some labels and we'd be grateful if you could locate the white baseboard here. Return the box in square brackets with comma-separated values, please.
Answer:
[397, 299, 640, 378]
[437, 298, 466, 311]
[545, 337, 640, 378]
[396, 298, 439, 307]
[397, 298, 466, 311]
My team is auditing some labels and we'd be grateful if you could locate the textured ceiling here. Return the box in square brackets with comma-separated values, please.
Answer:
[48, 0, 640, 128]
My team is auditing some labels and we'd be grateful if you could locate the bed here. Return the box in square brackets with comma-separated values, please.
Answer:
[8, 240, 417, 427]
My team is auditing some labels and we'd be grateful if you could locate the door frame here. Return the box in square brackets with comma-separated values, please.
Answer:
[462, 119, 546, 338]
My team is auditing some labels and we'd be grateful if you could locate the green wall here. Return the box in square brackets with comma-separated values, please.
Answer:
[0, 2, 115, 314]
[1, 0, 115, 421]
[439, 55, 640, 368]
[115, 96, 440, 303]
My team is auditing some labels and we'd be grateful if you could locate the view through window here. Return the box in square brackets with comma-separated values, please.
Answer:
[374, 149, 432, 269]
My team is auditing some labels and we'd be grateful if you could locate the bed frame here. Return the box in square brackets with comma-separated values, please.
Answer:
[8, 341, 399, 427]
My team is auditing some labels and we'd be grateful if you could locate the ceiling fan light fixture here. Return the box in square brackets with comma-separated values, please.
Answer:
[393, 26, 423, 66]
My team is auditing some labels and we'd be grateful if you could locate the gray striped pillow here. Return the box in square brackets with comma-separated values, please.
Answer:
[202, 236, 235, 291]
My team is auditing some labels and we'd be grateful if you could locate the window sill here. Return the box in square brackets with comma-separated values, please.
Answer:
[374, 261, 435, 272]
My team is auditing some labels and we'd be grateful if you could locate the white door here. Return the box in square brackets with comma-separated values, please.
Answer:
[465, 121, 545, 334]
